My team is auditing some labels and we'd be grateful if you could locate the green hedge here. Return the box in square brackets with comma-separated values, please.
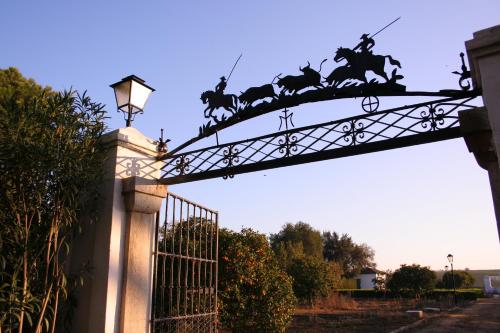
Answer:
[335, 288, 484, 300]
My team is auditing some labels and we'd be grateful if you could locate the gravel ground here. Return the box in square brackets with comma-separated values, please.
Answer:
[404, 297, 500, 333]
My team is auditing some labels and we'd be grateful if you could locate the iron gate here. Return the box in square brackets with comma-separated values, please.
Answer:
[152, 192, 219, 333]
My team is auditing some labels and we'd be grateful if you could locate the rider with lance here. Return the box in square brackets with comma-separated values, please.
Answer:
[215, 54, 242, 96]
[353, 33, 375, 54]
[215, 76, 227, 95]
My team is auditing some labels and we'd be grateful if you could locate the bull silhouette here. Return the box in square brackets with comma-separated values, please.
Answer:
[238, 75, 280, 106]
[276, 59, 327, 95]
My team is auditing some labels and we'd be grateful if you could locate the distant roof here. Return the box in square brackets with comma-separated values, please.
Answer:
[359, 267, 384, 275]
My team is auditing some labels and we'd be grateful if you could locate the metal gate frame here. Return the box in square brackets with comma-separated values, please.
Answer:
[151, 192, 219, 333]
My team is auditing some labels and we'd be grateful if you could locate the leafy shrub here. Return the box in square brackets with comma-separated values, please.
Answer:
[288, 257, 339, 305]
[335, 288, 483, 300]
[440, 270, 475, 289]
[429, 289, 483, 300]
[218, 228, 296, 333]
[0, 68, 106, 332]
[386, 264, 437, 298]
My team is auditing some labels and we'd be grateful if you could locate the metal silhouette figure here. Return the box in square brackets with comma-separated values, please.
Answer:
[200, 90, 238, 123]
[215, 76, 227, 94]
[325, 17, 403, 87]
[201, 54, 242, 123]
[239, 74, 280, 107]
[354, 33, 375, 54]
[325, 41, 402, 87]
[276, 59, 327, 94]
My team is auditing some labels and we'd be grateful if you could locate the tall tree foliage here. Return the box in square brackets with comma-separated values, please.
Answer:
[270, 222, 323, 265]
[0, 68, 107, 332]
[288, 257, 340, 305]
[270, 222, 342, 304]
[322, 231, 375, 278]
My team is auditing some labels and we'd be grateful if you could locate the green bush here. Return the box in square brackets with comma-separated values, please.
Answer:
[218, 228, 296, 333]
[288, 257, 338, 305]
[429, 289, 484, 300]
[440, 270, 475, 289]
[0, 68, 106, 332]
[336, 288, 483, 300]
[387, 264, 436, 298]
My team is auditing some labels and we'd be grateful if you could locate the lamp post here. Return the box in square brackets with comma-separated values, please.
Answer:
[110, 75, 155, 127]
[447, 254, 457, 305]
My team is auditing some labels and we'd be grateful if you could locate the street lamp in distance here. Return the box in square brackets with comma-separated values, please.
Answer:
[447, 253, 457, 305]
[110, 75, 155, 127]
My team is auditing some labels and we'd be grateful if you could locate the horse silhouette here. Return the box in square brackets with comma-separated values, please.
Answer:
[326, 47, 401, 85]
[200, 90, 238, 122]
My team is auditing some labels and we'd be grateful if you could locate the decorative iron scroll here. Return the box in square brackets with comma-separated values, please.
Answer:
[453, 52, 472, 91]
[160, 94, 480, 185]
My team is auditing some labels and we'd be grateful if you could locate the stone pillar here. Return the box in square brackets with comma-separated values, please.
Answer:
[465, 24, 500, 241]
[71, 127, 166, 333]
[121, 177, 166, 333]
[459, 108, 500, 240]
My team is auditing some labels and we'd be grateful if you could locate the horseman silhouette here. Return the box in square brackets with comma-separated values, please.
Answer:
[200, 90, 238, 123]
[325, 35, 402, 87]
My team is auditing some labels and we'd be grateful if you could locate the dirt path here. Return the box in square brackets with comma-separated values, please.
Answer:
[406, 297, 500, 333]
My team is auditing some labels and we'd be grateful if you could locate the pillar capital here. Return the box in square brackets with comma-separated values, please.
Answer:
[122, 177, 167, 214]
[459, 107, 497, 170]
[465, 24, 500, 89]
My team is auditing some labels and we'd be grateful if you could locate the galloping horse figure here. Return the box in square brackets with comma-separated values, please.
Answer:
[333, 47, 401, 84]
[200, 90, 238, 122]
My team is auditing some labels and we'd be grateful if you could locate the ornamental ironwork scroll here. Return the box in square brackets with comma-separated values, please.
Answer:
[453, 52, 472, 91]
[161, 94, 480, 185]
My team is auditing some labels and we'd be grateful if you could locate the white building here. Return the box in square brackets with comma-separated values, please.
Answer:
[355, 268, 386, 289]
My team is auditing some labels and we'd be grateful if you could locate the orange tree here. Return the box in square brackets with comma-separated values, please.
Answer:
[218, 228, 296, 333]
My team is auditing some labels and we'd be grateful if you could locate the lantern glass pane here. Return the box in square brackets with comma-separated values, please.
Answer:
[130, 80, 153, 110]
[114, 80, 131, 110]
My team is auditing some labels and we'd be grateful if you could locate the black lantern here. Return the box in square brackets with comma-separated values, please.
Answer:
[447, 253, 457, 305]
[110, 75, 155, 127]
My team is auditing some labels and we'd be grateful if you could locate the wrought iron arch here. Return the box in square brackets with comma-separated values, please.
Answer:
[158, 36, 480, 185]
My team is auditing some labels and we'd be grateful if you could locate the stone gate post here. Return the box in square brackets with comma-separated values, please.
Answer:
[464, 24, 500, 240]
[70, 127, 166, 333]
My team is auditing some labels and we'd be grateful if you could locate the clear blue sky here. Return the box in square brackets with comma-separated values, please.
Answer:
[2, 0, 500, 271]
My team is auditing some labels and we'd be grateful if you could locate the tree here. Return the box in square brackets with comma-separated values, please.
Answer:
[442, 270, 475, 289]
[218, 228, 296, 333]
[387, 264, 437, 298]
[270, 222, 323, 264]
[0, 67, 106, 332]
[322, 231, 375, 278]
[270, 223, 343, 304]
[288, 257, 340, 305]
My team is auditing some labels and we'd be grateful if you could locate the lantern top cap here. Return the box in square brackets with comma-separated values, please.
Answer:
[109, 74, 155, 92]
